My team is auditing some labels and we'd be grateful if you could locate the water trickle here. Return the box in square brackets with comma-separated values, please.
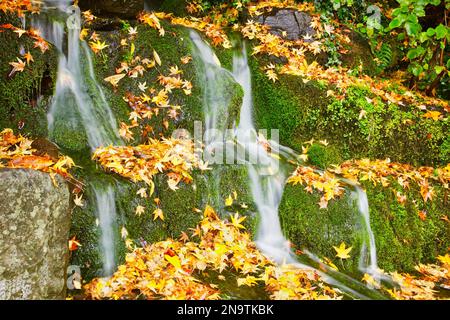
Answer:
[232, 43, 296, 264]
[33, 1, 121, 276]
[352, 185, 380, 279]
[190, 30, 238, 207]
[93, 185, 117, 275]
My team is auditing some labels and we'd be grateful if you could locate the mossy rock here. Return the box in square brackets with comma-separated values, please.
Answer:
[249, 51, 449, 166]
[279, 185, 363, 272]
[0, 14, 58, 138]
[279, 183, 450, 273]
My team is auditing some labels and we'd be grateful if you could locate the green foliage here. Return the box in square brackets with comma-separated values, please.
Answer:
[361, 0, 449, 92]
[372, 41, 393, 71]
[313, 0, 366, 21]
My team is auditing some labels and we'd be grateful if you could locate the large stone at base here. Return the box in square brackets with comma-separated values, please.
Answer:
[0, 169, 71, 300]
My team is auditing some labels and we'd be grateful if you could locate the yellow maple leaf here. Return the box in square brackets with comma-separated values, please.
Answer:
[437, 254, 450, 265]
[135, 205, 145, 216]
[225, 195, 233, 206]
[165, 254, 181, 270]
[89, 40, 108, 54]
[153, 208, 164, 221]
[230, 212, 246, 229]
[422, 110, 442, 121]
[9, 57, 26, 77]
[104, 73, 126, 87]
[22, 51, 34, 65]
[333, 242, 352, 259]
[362, 273, 380, 288]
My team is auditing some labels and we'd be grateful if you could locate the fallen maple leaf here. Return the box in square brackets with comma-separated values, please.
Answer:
[136, 188, 148, 198]
[89, 40, 108, 54]
[153, 208, 164, 221]
[73, 194, 84, 207]
[9, 57, 26, 77]
[104, 73, 126, 87]
[22, 51, 34, 65]
[225, 195, 233, 206]
[333, 242, 352, 259]
[135, 205, 145, 216]
[153, 50, 161, 66]
[68, 236, 81, 251]
[423, 111, 442, 121]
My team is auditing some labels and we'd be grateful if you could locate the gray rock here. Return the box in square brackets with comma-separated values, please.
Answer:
[79, 0, 144, 19]
[0, 169, 71, 300]
[256, 9, 315, 41]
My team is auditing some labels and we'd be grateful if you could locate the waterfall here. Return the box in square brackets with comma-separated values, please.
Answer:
[93, 185, 117, 275]
[232, 43, 296, 264]
[190, 31, 237, 207]
[190, 32, 385, 297]
[353, 186, 380, 280]
[33, 1, 121, 276]
[230, 42, 384, 295]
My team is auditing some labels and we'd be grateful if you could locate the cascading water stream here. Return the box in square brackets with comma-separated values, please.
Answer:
[191, 30, 384, 298]
[232, 43, 296, 264]
[32, 1, 121, 275]
[232, 41, 382, 287]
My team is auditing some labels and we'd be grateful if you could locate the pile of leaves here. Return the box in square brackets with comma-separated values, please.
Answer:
[92, 138, 209, 191]
[0, 128, 75, 182]
[287, 158, 450, 208]
[0, 0, 41, 16]
[84, 206, 341, 300]
[382, 254, 450, 300]
[287, 165, 345, 208]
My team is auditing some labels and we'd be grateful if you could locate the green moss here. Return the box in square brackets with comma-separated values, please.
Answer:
[279, 185, 363, 272]
[159, 0, 189, 17]
[340, 31, 378, 76]
[308, 143, 343, 169]
[0, 15, 58, 138]
[365, 183, 450, 272]
[51, 118, 89, 152]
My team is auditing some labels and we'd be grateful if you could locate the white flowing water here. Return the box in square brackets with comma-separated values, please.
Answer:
[232, 43, 296, 264]
[93, 186, 117, 275]
[190, 31, 239, 207]
[33, 1, 121, 275]
[352, 186, 380, 280]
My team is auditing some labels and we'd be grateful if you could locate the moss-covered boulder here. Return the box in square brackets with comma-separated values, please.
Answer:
[279, 183, 450, 273]
[249, 53, 449, 167]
